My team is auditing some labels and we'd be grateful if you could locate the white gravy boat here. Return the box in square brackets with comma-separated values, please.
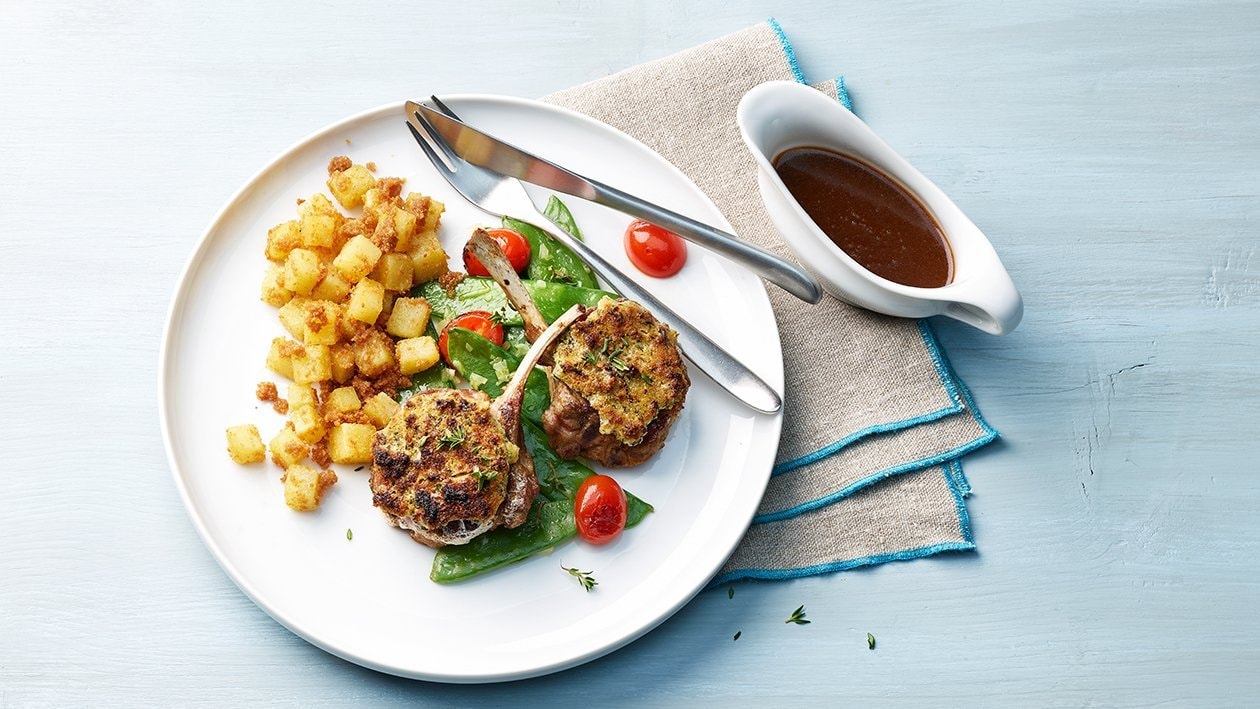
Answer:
[737, 80, 1023, 335]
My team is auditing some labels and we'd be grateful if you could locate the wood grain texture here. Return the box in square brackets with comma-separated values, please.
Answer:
[2, 1, 1257, 706]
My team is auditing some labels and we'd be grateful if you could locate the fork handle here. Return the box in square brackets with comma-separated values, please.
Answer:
[586, 182, 822, 304]
[529, 217, 782, 414]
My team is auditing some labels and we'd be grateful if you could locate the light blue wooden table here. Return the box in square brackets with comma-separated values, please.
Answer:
[3, 1, 1257, 705]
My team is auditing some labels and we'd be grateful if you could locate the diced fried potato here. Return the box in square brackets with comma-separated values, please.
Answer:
[276, 297, 310, 339]
[326, 386, 361, 413]
[311, 270, 352, 302]
[327, 164, 376, 209]
[353, 330, 395, 377]
[266, 338, 296, 380]
[330, 343, 356, 383]
[290, 404, 326, 444]
[371, 205, 399, 252]
[302, 300, 340, 346]
[362, 187, 384, 210]
[225, 424, 266, 464]
[332, 235, 382, 283]
[298, 193, 340, 219]
[346, 277, 385, 324]
[385, 297, 431, 339]
[371, 253, 414, 292]
[266, 220, 301, 262]
[269, 423, 307, 468]
[328, 423, 375, 464]
[362, 392, 400, 429]
[292, 344, 332, 384]
[393, 208, 417, 252]
[408, 231, 449, 284]
[299, 212, 337, 250]
[260, 264, 294, 307]
[397, 336, 439, 375]
[288, 383, 316, 411]
[283, 248, 324, 296]
[283, 463, 337, 511]
[422, 198, 444, 233]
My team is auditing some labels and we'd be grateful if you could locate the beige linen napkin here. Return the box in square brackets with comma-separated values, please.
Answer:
[545, 21, 997, 582]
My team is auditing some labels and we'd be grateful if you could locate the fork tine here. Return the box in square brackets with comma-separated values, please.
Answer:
[403, 110, 455, 175]
[412, 108, 464, 168]
[429, 95, 462, 121]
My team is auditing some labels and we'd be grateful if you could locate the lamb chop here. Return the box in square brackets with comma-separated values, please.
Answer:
[370, 305, 583, 547]
[468, 229, 690, 467]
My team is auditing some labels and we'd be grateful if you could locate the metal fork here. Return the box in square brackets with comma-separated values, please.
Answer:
[404, 99, 782, 414]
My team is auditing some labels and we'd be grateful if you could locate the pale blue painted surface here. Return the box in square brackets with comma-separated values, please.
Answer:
[1, 1, 1258, 706]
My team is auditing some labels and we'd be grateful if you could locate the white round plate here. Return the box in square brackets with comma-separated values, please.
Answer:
[159, 95, 783, 683]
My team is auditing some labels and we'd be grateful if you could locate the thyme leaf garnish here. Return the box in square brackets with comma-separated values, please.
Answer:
[867, 633, 876, 650]
[785, 605, 810, 625]
[562, 565, 598, 592]
[437, 426, 467, 450]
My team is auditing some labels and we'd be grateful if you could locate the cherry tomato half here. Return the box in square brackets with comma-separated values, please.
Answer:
[463, 228, 531, 276]
[624, 219, 687, 278]
[574, 474, 628, 545]
[438, 310, 505, 366]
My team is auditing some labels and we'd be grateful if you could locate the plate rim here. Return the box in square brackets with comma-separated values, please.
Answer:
[158, 95, 784, 683]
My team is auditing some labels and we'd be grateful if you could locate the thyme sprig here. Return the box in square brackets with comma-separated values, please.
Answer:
[584, 337, 631, 373]
[562, 565, 598, 592]
[785, 605, 810, 625]
[437, 425, 467, 450]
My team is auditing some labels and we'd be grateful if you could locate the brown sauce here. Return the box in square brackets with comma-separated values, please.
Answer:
[773, 147, 953, 288]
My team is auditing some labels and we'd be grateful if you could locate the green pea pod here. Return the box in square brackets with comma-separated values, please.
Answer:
[430, 421, 653, 584]
[542, 195, 583, 242]
[416, 277, 612, 329]
[505, 217, 600, 289]
[444, 327, 550, 426]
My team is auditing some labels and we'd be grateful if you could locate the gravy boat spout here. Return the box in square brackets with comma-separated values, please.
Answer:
[737, 81, 1023, 335]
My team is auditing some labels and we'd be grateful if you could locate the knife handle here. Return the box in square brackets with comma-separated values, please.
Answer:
[588, 182, 823, 304]
[529, 218, 783, 414]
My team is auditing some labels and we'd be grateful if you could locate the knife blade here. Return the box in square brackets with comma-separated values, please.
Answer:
[416, 102, 822, 304]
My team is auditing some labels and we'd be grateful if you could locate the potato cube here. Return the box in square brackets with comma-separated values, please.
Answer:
[362, 187, 384, 210]
[332, 235, 382, 283]
[371, 253, 414, 292]
[225, 424, 266, 464]
[385, 297, 432, 339]
[353, 331, 395, 377]
[299, 212, 337, 250]
[292, 344, 332, 384]
[328, 423, 376, 464]
[266, 220, 301, 262]
[269, 423, 307, 468]
[289, 404, 326, 444]
[298, 193, 339, 219]
[283, 464, 337, 512]
[260, 264, 293, 308]
[392, 208, 417, 252]
[326, 386, 361, 413]
[311, 270, 352, 302]
[283, 248, 324, 296]
[346, 277, 385, 324]
[397, 336, 439, 375]
[266, 338, 296, 380]
[302, 300, 340, 346]
[327, 164, 376, 209]
[288, 383, 316, 411]
[330, 343, 356, 383]
[276, 297, 310, 339]
[422, 198, 444, 233]
[362, 392, 400, 429]
[408, 232, 449, 284]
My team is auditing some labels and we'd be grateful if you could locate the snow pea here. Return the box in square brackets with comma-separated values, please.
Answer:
[542, 195, 583, 242]
[443, 327, 550, 426]
[504, 216, 599, 289]
[416, 277, 613, 329]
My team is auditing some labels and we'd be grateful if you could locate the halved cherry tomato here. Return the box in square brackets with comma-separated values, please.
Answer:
[574, 474, 628, 545]
[438, 310, 505, 366]
[624, 219, 687, 278]
[463, 228, 531, 276]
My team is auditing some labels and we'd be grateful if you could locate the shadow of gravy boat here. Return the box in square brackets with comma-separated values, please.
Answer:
[737, 80, 1023, 335]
